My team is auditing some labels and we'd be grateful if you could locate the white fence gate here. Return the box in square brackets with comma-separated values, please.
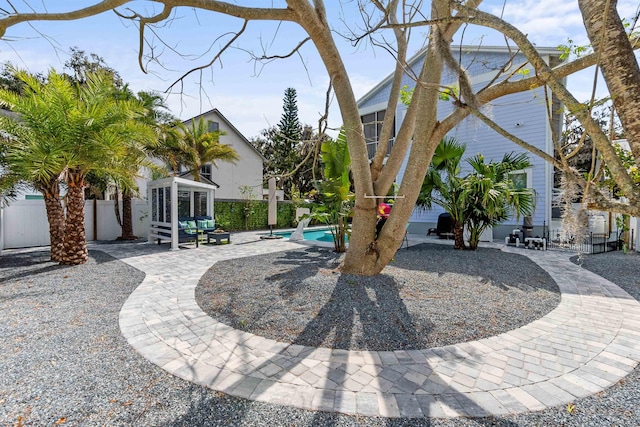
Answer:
[1, 199, 150, 251]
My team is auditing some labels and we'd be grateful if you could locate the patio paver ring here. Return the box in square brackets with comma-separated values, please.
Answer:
[109, 239, 640, 418]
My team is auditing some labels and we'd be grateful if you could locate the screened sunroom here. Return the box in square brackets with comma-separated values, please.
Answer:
[148, 176, 218, 250]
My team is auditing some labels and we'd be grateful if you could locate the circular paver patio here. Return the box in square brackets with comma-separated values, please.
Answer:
[104, 235, 640, 418]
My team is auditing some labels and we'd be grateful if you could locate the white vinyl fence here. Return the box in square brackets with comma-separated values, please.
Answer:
[1, 199, 150, 252]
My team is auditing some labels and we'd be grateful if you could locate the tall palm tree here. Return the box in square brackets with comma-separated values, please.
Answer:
[0, 71, 69, 262]
[0, 68, 153, 264]
[176, 117, 239, 181]
[60, 73, 153, 262]
[112, 88, 171, 240]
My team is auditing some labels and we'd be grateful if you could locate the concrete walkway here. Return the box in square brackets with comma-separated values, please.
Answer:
[103, 234, 640, 419]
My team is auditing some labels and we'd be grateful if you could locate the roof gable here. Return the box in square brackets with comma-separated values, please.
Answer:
[182, 108, 266, 161]
[358, 45, 562, 109]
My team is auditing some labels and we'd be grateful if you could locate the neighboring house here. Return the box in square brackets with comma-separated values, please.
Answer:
[137, 108, 266, 201]
[357, 45, 564, 240]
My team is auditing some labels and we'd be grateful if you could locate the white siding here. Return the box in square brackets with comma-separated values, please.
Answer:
[184, 110, 264, 200]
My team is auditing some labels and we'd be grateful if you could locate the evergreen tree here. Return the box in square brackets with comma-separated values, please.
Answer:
[254, 88, 303, 198]
[276, 87, 301, 197]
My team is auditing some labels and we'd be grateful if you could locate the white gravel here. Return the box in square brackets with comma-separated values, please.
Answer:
[1, 244, 638, 426]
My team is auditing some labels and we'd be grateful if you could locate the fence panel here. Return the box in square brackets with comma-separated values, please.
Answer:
[2, 199, 150, 249]
[546, 229, 621, 254]
[3, 200, 51, 248]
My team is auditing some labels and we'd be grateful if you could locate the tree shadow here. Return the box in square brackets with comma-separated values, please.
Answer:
[394, 243, 558, 294]
[160, 246, 538, 424]
[292, 273, 427, 350]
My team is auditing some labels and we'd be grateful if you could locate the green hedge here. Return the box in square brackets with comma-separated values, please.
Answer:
[213, 200, 296, 231]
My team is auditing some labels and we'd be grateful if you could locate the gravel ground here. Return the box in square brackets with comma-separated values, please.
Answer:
[196, 244, 560, 351]
[1, 244, 638, 426]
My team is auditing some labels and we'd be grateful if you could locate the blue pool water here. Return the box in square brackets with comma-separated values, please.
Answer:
[273, 228, 341, 242]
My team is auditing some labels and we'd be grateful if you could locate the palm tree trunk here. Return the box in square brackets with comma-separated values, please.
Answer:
[453, 221, 466, 250]
[41, 182, 65, 262]
[61, 169, 88, 265]
[118, 190, 137, 240]
[467, 226, 480, 250]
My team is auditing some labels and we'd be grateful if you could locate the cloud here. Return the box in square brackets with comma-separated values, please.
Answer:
[486, 0, 586, 45]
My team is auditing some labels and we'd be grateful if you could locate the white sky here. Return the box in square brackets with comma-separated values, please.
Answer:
[0, 0, 638, 139]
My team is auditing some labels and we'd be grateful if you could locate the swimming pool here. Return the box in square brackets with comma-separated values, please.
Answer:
[272, 227, 343, 242]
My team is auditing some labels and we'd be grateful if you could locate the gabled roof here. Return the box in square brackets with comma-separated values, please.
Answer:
[357, 44, 562, 108]
[181, 108, 267, 161]
[177, 171, 220, 188]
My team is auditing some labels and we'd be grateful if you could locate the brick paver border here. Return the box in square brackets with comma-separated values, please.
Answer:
[106, 236, 640, 418]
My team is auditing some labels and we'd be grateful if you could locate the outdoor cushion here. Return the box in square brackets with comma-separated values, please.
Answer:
[186, 220, 197, 229]
[207, 219, 215, 229]
[178, 220, 188, 229]
[197, 220, 208, 229]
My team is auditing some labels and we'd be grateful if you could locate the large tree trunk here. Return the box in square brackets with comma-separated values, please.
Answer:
[118, 190, 137, 240]
[61, 169, 88, 265]
[40, 181, 65, 263]
[578, 0, 640, 168]
[340, 1, 450, 275]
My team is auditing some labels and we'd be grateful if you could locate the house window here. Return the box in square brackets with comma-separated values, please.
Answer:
[200, 164, 212, 181]
[361, 110, 395, 158]
[208, 120, 219, 132]
[510, 169, 532, 190]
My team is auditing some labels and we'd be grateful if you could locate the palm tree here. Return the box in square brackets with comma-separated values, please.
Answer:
[463, 153, 535, 249]
[416, 137, 467, 249]
[1, 68, 153, 264]
[176, 117, 239, 181]
[0, 71, 69, 262]
[417, 138, 535, 250]
[112, 89, 172, 240]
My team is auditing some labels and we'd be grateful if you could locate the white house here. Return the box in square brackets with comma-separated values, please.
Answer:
[357, 45, 565, 240]
[133, 108, 266, 203]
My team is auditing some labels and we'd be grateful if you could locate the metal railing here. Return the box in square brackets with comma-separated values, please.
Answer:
[545, 229, 622, 254]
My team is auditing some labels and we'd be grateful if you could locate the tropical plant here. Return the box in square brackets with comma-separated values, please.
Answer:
[416, 137, 467, 249]
[0, 68, 154, 264]
[176, 117, 239, 182]
[113, 89, 174, 240]
[463, 152, 535, 249]
[417, 138, 535, 250]
[308, 128, 353, 253]
[0, 70, 70, 262]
